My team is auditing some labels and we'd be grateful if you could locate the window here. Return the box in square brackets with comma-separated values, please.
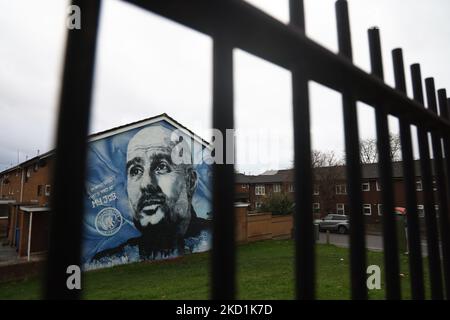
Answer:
[376, 181, 381, 191]
[255, 185, 265, 195]
[335, 184, 347, 195]
[416, 179, 423, 191]
[313, 203, 320, 214]
[417, 205, 425, 218]
[37, 185, 43, 197]
[241, 184, 248, 189]
[45, 185, 51, 196]
[363, 204, 372, 215]
[336, 203, 345, 215]
[273, 184, 281, 193]
[362, 182, 370, 191]
[289, 184, 295, 193]
[378, 204, 383, 216]
[255, 202, 262, 209]
[313, 184, 319, 195]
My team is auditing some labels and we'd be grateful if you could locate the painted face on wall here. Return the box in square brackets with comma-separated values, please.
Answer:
[126, 126, 197, 239]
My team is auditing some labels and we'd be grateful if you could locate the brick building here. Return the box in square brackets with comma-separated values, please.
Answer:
[0, 113, 213, 267]
[0, 111, 439, 262]
[235, 169, 295, 211]
[236, 161, 437, 224]
[0, 151, 53, 259]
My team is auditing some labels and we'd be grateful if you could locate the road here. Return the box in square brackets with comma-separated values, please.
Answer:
[316, 232, 430, 257]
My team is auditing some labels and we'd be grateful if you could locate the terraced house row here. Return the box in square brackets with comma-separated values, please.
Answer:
[235, 160, 438, 224]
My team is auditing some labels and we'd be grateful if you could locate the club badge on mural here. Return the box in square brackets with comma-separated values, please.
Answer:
[95, 207, 123, 236]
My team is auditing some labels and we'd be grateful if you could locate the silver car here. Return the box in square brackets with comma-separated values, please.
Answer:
[317, 214, 349, 234]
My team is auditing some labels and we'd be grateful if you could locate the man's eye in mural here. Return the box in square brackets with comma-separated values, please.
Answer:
[129, 165, 143, 177]
[153, 160, 171, 175]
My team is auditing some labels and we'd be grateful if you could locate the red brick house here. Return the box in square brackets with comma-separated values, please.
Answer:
[236, 160, 437, 224]
[0, 151, 53, 259]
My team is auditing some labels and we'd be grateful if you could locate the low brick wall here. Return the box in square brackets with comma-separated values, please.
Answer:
[0, 260, 45, 284]
[235, 205, 248, 243]
[247, 213, 272, 242]
[243, 210, 293, 243]
[271, 215, 293, 239]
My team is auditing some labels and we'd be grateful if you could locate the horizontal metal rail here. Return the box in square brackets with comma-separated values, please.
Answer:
[124, 0, 450, 135]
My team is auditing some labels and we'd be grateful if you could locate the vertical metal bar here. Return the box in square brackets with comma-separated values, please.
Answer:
[430, 85, 450, 299]
[392, 48, 425, 300]
[335, 0, 367, 300]
[289, 0, 315, 300]
[410, 64, 443, 299]
[211, 28, 235, 299]
[45, 0, 101, 299]
[368, 27, 401, 299]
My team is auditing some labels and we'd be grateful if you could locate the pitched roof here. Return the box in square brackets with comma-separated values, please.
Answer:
[236, 160, 436, 184]
[0, 113, 209, 175]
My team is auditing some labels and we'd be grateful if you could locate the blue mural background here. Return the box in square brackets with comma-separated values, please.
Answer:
[81, 120, 212, 269]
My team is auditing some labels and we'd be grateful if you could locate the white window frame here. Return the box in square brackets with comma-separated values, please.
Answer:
[313, 203, 320, 214]
[336, 203, 345, 215]
[417, 205, 425, 218]
[335, 184, 347, 195]
[363, 204, 372, 216]
[45, 184, 51, 196]
[378, 204, 383, 216]
[416, 179, 423, 191]
[376, 181, 381, 191]
[273, 184, 281, 193]
[289, 184, 295, 193]
[362, 182, 370, 192]
[255, 185, 265, 195]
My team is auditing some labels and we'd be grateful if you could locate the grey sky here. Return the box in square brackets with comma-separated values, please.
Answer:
[0, 0, 449, 174]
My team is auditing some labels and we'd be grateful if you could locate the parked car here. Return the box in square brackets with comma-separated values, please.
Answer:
[317, 214, 349, 234]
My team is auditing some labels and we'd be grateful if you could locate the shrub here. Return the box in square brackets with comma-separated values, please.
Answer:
[259, 192, 294, 215]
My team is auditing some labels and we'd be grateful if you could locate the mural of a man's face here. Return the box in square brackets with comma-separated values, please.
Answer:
[126, 126, 197, 247]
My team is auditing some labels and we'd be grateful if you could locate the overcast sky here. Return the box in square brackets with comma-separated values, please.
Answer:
[1, 0, 449, 174]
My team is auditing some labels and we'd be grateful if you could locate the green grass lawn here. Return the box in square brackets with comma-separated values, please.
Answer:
[0, 240, 430, 299]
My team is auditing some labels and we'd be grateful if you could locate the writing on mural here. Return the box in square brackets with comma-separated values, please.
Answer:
[89, 177, 117, 208]
[91, 191, 117, 208]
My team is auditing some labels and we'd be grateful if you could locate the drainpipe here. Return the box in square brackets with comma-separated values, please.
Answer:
[19, 167, 24, 202]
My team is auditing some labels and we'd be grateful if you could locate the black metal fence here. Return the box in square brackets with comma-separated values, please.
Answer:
[45, 0, 450, 300]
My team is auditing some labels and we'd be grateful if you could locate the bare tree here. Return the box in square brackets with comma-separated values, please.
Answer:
[389, 133, 402, 162]
[359, 133, 401, 164]
[359, 137, 378, 164]
[311, 150, 344, 168]
[311, 150, 345, 216]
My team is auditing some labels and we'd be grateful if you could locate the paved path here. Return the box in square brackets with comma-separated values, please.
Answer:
[0, 242, 20, 266]
[316, 232, 430, 257]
